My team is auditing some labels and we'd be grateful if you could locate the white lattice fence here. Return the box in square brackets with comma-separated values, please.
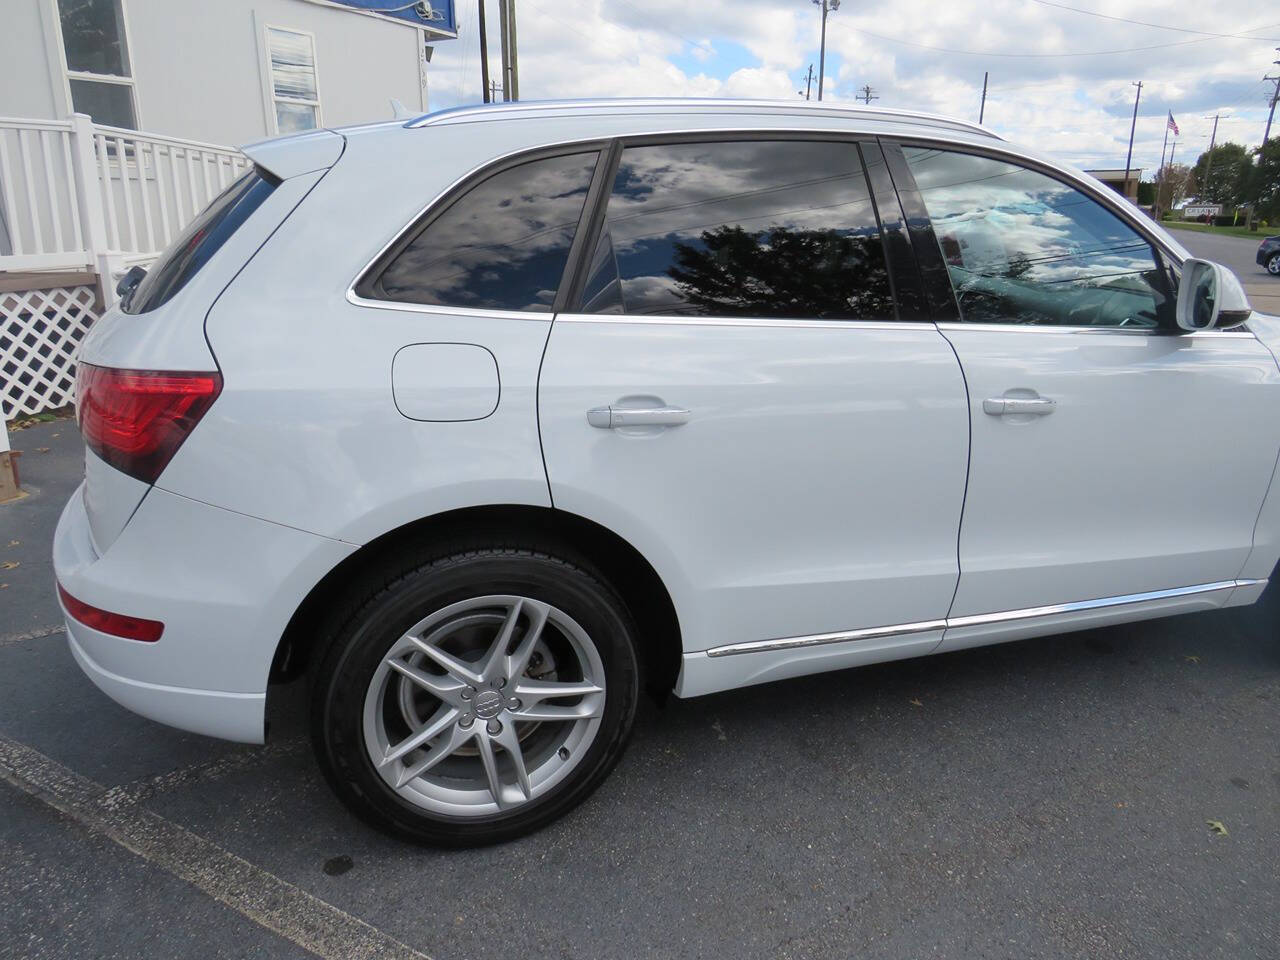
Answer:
[1, 283, 99, 418]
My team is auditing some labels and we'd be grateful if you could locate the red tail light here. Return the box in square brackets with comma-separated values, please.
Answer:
[76, 363, 221, 484]
[58, 583, 164, 642]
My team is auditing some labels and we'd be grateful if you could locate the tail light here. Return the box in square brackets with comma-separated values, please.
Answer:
[76, 363, 222, 484]
[58, 582, 164, 642]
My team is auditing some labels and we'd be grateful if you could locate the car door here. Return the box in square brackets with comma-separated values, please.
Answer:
[539, 136, 971, 693]
[886, 142, 1280, 636]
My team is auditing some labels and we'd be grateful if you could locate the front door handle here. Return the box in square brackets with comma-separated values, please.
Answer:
[587, 405, 691, 428]
[983, 396, 1056, 417]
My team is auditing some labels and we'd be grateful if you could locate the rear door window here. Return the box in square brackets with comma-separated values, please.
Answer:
[577, 139, 895, 320]
[365, 151, 600, 313]
[125, 168, 278, 314]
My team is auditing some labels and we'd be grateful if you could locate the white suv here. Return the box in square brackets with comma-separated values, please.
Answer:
[55, 99, 1280, 845]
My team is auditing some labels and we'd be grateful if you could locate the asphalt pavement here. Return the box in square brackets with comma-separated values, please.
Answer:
[1172, 228, 1280, 315]
[3, 317, 1280, 958]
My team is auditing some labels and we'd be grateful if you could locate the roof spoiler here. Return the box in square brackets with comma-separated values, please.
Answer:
[240, 128, 344, 180]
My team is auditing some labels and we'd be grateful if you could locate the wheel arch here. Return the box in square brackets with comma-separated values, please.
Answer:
[269, 504, 683, 700]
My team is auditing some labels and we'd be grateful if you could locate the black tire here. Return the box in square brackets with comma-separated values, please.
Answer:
[1268, 252, 1280, 276]
[310, 546, 640, 847]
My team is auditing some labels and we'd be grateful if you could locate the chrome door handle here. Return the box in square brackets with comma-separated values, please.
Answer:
[983, 396, 1056, 416]
[586, 405, 691, 428]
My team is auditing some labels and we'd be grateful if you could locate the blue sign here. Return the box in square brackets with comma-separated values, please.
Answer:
[329, 0, 457, 37]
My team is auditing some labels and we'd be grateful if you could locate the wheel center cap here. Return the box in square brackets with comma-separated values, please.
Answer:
[473, 689, 504, 720]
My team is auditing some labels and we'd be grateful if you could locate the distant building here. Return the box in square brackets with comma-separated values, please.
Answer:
[1, 0, 457, 146]
[1084, 168, 1143, 203]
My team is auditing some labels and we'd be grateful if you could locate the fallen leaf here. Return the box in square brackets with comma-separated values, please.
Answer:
[0, 561, 17, 570]
[1206, 819, 1229, 836]
[0, 584, 8, 589]
[36, 447, 50, 453]
[6, 540, 17, 547]
[909, 698, 923, 707]
[1184, 655, 1200, 664]
[1115, 801, 1128, 809]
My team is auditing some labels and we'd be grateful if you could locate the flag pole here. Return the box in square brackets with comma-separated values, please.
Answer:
[1157, 118, 1170, 217]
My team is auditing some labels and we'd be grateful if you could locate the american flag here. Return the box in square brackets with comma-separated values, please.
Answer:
[1167, 112, 1180, 136]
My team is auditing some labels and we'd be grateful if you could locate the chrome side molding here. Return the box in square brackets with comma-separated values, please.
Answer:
[704, 579, 1265, 658]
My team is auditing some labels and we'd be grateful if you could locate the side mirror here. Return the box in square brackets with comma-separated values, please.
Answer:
[1176, 258, 1251, 331]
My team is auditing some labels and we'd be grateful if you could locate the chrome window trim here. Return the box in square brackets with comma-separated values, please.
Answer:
[345, 288, 548, 322]
[704, 579, 1264, 657]
[935, 321, 1258, 339]
[555, 313, 934, 331]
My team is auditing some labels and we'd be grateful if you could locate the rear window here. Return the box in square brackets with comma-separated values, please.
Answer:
[124, 168, 278, 314]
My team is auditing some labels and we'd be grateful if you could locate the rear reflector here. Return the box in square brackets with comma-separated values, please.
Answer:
[77, 363, 222, 484]
[58, 582, 164, 642]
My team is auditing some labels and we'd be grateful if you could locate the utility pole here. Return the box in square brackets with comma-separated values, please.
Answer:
[813, 0, 839, 102]
[799, 63, 815, 101]
[507, 0, 519, 101]
[856, 84, 878, 105]
[1203, 112, 1220, 200]
[1123, 80, 1142, 202]
[979, 71, 988, 124]
[477, 0, 491, 103]
[489, 80, 502, 101]
[497, 0, 511, 102]
[1264, 48, 1280, 142]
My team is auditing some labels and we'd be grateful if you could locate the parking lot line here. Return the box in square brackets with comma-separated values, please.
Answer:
[0, 624, 64, 647]
[0, 733, 432, 960]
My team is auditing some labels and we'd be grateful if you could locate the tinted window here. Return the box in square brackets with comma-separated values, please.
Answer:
[903, 147, 1174, 329]
[579, 140, 894, 320]
[125, 169, 277, 314]
[372, 152, 599, 313]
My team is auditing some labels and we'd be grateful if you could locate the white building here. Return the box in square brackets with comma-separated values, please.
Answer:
[2, 0, 458, 146]
[0, 1, 456, 446]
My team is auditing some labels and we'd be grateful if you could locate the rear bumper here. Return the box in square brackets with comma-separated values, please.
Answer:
[54, 482, 356, 743]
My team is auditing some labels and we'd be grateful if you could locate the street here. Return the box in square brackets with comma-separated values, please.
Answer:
[1172, 228, 1280, 315]
[3, 407, 1279, 959]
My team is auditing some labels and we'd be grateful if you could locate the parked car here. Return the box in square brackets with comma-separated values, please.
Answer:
[55, 99, 1279, 846]
[1259, 234, 1280, 275]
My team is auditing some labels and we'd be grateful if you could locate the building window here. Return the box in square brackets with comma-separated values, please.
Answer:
[265, 27, 321, 133]
[56, 0, 138, 129]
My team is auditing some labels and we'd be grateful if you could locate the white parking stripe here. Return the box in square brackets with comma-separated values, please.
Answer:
[0, 734, 432, 960]
[101, 736, 307, 809]
[0, 624, 65, 646]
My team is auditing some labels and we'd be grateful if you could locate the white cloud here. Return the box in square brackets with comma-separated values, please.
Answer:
[425, 0, 1280, 173]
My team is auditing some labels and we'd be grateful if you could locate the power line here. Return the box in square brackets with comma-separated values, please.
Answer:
[835, 19, 1280, 58]
[1025, 1, 1280, 42]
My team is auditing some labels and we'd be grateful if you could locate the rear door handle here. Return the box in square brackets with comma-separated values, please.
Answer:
[587, 405, 691, 428]
[983, 396, 1056, 416]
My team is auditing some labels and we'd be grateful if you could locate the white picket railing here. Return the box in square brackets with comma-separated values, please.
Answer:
[1, 115, 248, 424]
[0, 113, 249, 290]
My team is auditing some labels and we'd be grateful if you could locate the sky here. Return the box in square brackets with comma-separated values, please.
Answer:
[423, 0, 1280, 177]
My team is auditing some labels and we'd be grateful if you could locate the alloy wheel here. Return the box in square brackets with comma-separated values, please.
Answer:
[361, 595, 606, 817]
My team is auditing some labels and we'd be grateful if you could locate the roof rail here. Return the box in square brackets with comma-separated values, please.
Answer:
[405, 98, 1002, 140]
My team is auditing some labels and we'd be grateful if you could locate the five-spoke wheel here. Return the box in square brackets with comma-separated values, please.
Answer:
[312, 547, 639, 846]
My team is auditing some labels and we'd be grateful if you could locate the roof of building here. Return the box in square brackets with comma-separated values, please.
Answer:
[405, 98, 1002, 141]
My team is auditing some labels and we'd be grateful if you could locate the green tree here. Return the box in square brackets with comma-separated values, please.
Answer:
[668, 225, 894, 318]
[1191, 141, 1251, 206]
[1156, 162, 1193, 214]
[1250, 137, 1280, 223]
